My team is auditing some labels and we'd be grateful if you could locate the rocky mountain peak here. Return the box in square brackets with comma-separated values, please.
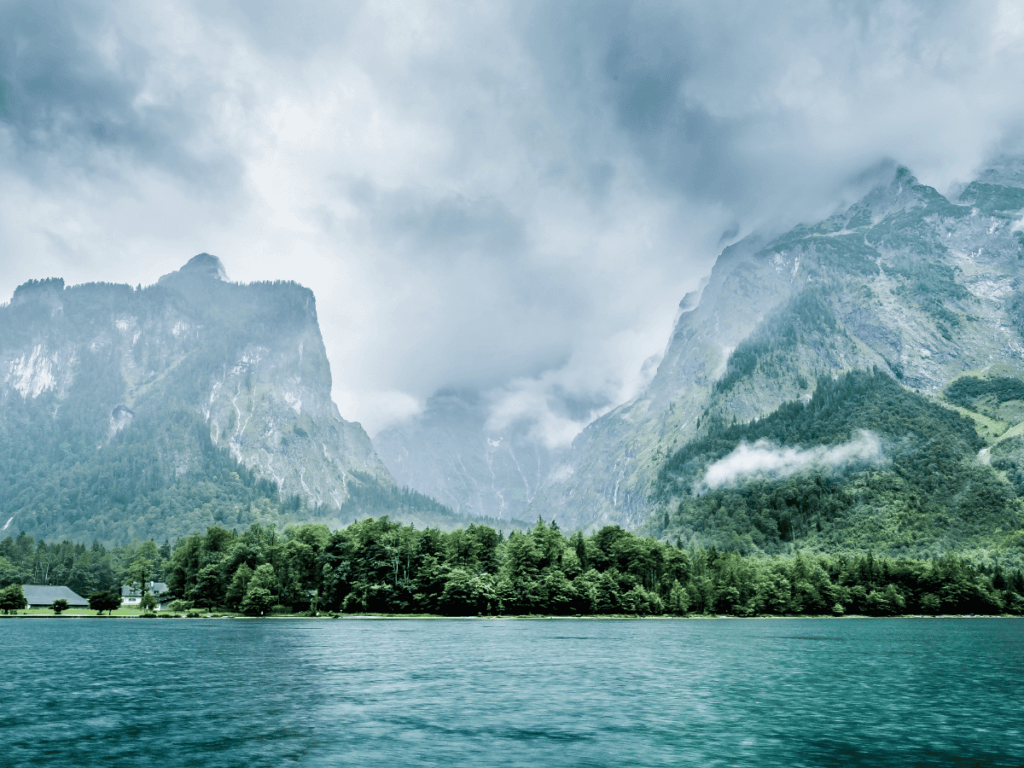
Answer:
[159, 253, 229, 284]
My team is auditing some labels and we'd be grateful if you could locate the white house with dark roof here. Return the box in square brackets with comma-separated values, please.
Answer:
[21, 585, 89, 608]
[120, 581, 169, 610]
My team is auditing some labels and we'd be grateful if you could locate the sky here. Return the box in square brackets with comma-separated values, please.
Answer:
[2, 1, 1024, 441]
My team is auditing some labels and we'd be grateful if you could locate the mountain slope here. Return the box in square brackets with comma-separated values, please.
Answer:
[0, 255, 480, 542]
[643, 369, 1024, 558]
[529, 161, 1024, 533]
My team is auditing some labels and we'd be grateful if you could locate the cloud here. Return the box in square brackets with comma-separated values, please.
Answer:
[2, 1, 1024, 439]
[699, 430, 886, 492]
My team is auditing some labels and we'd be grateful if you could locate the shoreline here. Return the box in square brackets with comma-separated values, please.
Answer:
[1, 612, 1019, 621]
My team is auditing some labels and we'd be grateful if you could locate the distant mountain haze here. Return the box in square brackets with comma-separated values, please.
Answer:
[377, 159, 1024, 556]
[374, 388, 567, 522]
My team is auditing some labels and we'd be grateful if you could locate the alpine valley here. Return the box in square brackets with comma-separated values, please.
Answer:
[0, 254, 511, 544]
[378, 159, 1024, 564]
[6, 159, 1024, 563]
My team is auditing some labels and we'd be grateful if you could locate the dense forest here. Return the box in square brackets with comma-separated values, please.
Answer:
[651, 370, 1024, 561]
[3, 518, 1021, 617]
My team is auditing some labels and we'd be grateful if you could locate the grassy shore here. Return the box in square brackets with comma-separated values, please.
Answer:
[2, 610, 1021, 620]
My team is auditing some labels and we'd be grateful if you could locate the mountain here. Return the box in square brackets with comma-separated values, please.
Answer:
[374, 388, 565, 521]
[519, 160, 1024, 553]
[0, 255, 492, 543]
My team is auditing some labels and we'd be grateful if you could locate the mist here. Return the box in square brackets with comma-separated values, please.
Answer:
[2, 2, 1024, 440]
[699, 431, 886, 492]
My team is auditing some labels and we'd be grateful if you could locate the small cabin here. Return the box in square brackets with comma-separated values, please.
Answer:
[22, 585, 89, 609]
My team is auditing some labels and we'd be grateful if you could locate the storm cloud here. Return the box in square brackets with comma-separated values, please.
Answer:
[2, 2, 1023, 438]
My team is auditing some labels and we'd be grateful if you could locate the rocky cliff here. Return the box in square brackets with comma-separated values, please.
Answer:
[0, 255, 402, 542]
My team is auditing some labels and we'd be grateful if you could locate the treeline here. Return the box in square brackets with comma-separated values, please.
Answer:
[945, 375, 1024, 408]
[0, 533, 170, 598]
[154, 518, 1024, 617]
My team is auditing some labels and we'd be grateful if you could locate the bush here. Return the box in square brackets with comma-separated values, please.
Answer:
[167, 600, 193, 612]
[270, 604, 291, 615]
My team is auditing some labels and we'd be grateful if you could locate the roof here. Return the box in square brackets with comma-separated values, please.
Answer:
[121, 582, 169, 598]
[21, 585, 89, 607]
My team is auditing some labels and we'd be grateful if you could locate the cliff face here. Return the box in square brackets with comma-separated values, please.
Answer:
[527, 162, 1024, 530]
[0, 255, 392, 541]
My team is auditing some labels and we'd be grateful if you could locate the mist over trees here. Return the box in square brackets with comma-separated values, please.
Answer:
[652, 370, 1024, 558]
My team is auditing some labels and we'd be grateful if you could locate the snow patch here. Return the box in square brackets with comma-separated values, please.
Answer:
[284, 392, 302, 415]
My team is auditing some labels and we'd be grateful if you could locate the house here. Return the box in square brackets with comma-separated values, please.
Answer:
[120, 581, 169, 610]
[22, 585, 89, 609]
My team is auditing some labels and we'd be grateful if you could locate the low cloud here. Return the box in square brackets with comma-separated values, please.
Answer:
[3, 2, 1024, 439]
[699, 430, 885, 492]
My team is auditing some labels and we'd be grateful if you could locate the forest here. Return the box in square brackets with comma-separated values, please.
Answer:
[652, 369, 1024, 560]
[2, 517, 1021, 617]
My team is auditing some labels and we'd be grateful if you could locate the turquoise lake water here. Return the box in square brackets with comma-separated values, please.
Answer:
[1, 617, 1021, 767]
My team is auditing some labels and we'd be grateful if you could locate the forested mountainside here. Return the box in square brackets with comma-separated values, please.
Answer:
[644, 369, 1024, 560]
[0, 255, 485, 543]
[529, 159, 1024, 551]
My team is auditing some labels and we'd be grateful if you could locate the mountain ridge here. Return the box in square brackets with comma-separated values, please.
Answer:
[522, 160, 1024, 537]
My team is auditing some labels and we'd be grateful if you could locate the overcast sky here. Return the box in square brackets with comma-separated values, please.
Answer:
[2, 1, 1023, 440]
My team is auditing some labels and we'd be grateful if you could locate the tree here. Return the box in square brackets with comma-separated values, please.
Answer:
[0, 584, 27, 614]
[240, 564, 277, 616]
[240, 585, 274, 616]
[88, 590, 122, 616]
[439, 569, 495, 616]
[188, 564, 224, 610]
[51, 598, 69, 615]
[225, 563, 254, 609]
[127, 555, 155, 603]
[139, 593, 158, 613]
[667, 580, 690, 615]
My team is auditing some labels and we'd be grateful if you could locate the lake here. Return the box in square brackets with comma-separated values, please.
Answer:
[1, 617, 1021, 767]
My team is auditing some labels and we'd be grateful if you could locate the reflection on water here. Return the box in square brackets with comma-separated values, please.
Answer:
[1, 618, 1021, 767]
